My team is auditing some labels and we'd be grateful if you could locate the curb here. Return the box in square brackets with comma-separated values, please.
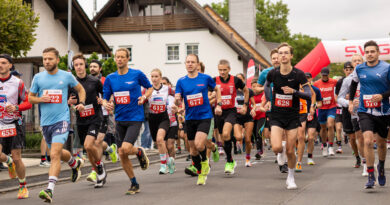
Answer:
[0, 153, 188, 194]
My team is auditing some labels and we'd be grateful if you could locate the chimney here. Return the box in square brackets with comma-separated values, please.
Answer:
[229, 0, 256, 47]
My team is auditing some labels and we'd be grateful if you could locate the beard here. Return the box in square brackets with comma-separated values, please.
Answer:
[45, 64, 57, 72]
[90, 70, 98, 76]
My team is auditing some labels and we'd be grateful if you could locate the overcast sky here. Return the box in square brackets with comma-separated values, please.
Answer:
[79, 0, 390, 41]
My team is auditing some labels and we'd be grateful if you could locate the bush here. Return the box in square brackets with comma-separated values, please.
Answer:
[25, 132, 42, 150]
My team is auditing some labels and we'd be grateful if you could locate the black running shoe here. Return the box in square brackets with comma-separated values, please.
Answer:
[71, 159, 83, 182]
[39, 189, 53, 203]
[126, 184, 140, 195]
[281, 164, 288, 173]
[95, 162, 107, 188]
[186, 154, 191, 161]
[355, 157, 361, 168]
[255, 153, 261, 160]
[136, 148, 149, 170]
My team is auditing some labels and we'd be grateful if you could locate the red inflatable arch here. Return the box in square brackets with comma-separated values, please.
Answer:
[296, 38, 390, 77]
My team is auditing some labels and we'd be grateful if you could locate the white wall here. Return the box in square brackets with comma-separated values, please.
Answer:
[27, 0, 79, 57]
[102, 29, 244, 85]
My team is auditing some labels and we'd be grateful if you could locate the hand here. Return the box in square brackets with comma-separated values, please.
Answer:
[74, 103, 85, 112]
[348, 101, 354, 114]
[353, 98, 359, 107]
[345, 94, 350, 100]
[371, 94, 383, 103]
[310, 107, 315, 116]
[250, 108, 256, 118]
[171, 104, 178, 113]
[239, 105, 247, 115]
[97, 97, 103, 105]
[68, 95, 77, 105]
[104, 101, 115, 112]
[138, 96, 146, 105]
[264, 101, 271, 111]
[40, 91, 51, 103]
[5, 104, 16, 113]
[215, 105, 222, 116]
[281, 86, 294, 94]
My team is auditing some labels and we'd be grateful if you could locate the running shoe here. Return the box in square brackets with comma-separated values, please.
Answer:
[109, 144, 118, 163]
[336, 147, 343, 154]
[201, 160, 210, 176]
[176, 148, 182, 155]
[95, 162, 107, 188]
[39, 161, 51, 168]
[17, 186, 29, 199]
[286, 177, 297, 190]
[184, 165, 198, 176]
[168, 157, 175, 174]
[307, 158, 315, 165]
[197, 174, 207, 185]
[159, 164, 168, 175]
[39, 189, 53, 203]
[245, 159, 252, 167]
[277, 153, 284, 166]
[328, 147, 335, 156]
[212, 144, 220, 162]
[224, 161, 236, 175]
[126, 184, 140, 195]
[373, 143, 377, 149]
[186, 155, 191, 161]
[8, 162, 17, 179]
[365, 175, 376, 189]
[295, 162, 302, 172]
[255, 152, 261, 160]
[354, 157, 361, 168]
[87, 170, 97, 183]
[377, 164, 386, 186]
[281, 164, 288, 173]
[218, 147, 224, 155]
[136, 147, 149, 170]
[387, 143, 390, 149]
[0, 162, 7, 170]
[71, 158, 83, 182]
[362, 164, 368, 177]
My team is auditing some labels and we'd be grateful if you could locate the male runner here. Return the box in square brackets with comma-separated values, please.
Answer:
[175, 54, 222, 185]
[214, 59, 249, 175]
[0, 54, 32, 199]
[264, 43, 311, 189]
[314, 68, 338, 157]
[349, 40, 390, 188]
[102, 48, 151, 194]
[29, 47, 86, 203]
[86, 59, 118, 184]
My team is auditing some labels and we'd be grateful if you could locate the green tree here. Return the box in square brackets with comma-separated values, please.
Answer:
[0, 0, 39, 57]
[288, 33, 321, 65]
[211, 0, 290, 42]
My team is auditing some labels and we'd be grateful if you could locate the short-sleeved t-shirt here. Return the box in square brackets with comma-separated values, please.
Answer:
[352, 61, 390, 116]
[313, 78, 338, 109]
[30, 69, 79, 126]
[103, 69, 152, 122]
[258, 67, 273, 86]
[266, 67, 308, 117]
[176, 73, 216, 121]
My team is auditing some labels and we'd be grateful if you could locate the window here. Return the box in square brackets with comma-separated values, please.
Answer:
[167, 44, 180, 62]
[119, 46, 133, 62]
[186, 44, 199, 56]
[102, 47, 113, 60]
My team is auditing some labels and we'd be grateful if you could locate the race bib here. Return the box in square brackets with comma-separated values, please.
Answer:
[114, 91, 130, 105]
[187, 93, 203, 107]
[221, 95, 232, 106]
[150, 104, 166, 114]
[45, 90, 62, 104]
[300, 102, 303, 111]
[336, 108, 342, 115]
[275, 94, 292, 108]
[323, 97, 331, 105]
[236, 104, 244, 113]
[0, 124, 16, 138]
[363, 95, 381, 108]
[80, 104, 95, 117]
[307, 114, 314, 121]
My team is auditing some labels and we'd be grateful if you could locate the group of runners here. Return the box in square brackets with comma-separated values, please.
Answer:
[1, 39, 390, 203]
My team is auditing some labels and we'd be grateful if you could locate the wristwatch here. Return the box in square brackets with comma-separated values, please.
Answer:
[79, 102, 85, 106]
[217, 102, 222, 106]
[15, 105, 19, 111]
[244, 102, 249, 106]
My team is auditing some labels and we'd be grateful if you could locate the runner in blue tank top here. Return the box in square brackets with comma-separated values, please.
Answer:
[349, 40, 390, 189]
[175, 54, 222, 185]
[29, 47, 86, 203]
[102, 48, 153, 195]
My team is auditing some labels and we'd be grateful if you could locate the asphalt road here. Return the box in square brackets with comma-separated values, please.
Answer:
[1, 146, 389, 205]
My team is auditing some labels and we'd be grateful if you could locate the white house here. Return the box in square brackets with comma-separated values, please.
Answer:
[92, 0, 272, 84]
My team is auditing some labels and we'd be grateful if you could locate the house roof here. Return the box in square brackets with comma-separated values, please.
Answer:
[44, 0, 111, 54]
[92, 0, 270, 67]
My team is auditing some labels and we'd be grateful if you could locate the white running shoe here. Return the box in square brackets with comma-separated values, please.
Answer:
[277, 153, 284, 166]
[286, 177, 298, 190]
[39, 161, 51, 167]
[362, 164, 368, 177]
[328, 147, 335, 156]
[307, 158, 315, 165]
[387, 143, 390, 150]
[322, 147, 328, 157]
[245, 159, 252, 167]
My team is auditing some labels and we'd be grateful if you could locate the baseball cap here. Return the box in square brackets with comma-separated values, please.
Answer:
[0, 54, 13, 64]
[344, 61, 353, 69]
[321, 68, 330, 75]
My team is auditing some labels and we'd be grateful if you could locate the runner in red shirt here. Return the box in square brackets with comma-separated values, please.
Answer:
[313, 68, 338, 157]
